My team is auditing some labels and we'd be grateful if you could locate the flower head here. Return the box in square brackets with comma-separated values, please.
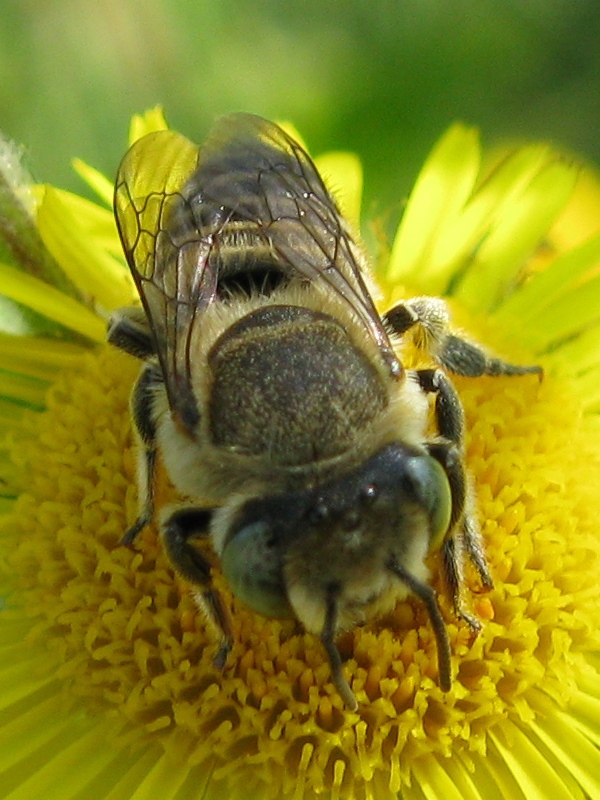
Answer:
[0, 110, 599, 799]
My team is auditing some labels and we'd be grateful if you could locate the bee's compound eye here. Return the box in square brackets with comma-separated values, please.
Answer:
[221, 521, 292, 619]
[404, 455, 452, 551]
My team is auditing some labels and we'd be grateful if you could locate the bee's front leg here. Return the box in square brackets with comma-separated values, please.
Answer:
[384, 296, 542, 378]
[162, 506, 233, 670]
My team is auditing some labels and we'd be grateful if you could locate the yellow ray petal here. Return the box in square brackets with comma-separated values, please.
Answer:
[442, 757, 488, 800]
[116, 752, 197, 800]
[411, 755, 481, 800]
[36, 186, 134, 311]
[1, 722, 120, 800]
[492, 231, 600, 332]
[455, 753, 505, 800]
[562, 367, 600, 413]
[517, 273, 600, 351]
[315, 151, 363, 232]
[430, 145, 571, 296]
[0, 261, 105, 341]
[528, 713, 600, 800]
[0, 370, 48, 407]
[0, 397, 30, 425]
[71, 158, 114, 207]
[118, 129, 198, 202]
[489, 722, 582, 800]
[455, 160, 577, 313]
[38, 186, 122, 256]
[387, 123, 480, 286]
[0, 687, 78, 767]
[86, 746, 173, 800]
[0, 646, 59, 710]
[568, 685, 600, 746]
[128, 106, 169, 145]
[0, 334, 84, 381]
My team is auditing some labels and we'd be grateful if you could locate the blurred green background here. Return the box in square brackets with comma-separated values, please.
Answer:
[2, 0, 600, 220]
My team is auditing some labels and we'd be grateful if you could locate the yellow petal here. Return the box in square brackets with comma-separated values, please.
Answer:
[0, 261, 105, 341]
[0, 718, 120, 800]
[569, 683, 600, 747]
[39, 186, 120, 253]
[128, 106, 169, 145]
[71, 158, 114, 207]
[529, 713, 600, 800]
[429, 145, 567, 295]
[455, 159, 578, 313]
[36, 186, 135, 311]
[0, 333, 84, 381]
[118, 129, 198, 201]
[411, 755, 481, 800]
[492, 231, 600, 334]
[490, 723, 581, 800]
[518, 272, 600, 351]
[0, 397, 31, 426]
[387, 123, 480, 288]
[567, 367, 600, 413]
[545, 326, 600, 408]
[315, 151, 363, 232]
[544, 164, 600, 252]
[0, 370, 48, 407]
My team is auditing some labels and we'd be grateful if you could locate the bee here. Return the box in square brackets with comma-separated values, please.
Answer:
[109, 114, 541, 710]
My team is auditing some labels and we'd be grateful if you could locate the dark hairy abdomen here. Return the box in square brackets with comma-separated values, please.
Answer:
[208, 305, 387, 465]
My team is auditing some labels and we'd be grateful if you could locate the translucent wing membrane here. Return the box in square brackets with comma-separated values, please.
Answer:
[114, 130, 207, 429]
[193, 114, 401, 375]
[114, 115, 401, 432]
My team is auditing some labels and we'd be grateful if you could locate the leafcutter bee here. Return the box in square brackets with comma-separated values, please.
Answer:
[109, 114, 541, 710]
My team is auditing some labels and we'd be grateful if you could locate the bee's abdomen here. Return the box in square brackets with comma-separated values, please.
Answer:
[208, 305, 387, 464]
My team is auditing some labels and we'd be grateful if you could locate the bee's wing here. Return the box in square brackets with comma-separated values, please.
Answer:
[189, 113, 401, 377]
[114, 117, 402, 436]
[114, 130, 212, 431]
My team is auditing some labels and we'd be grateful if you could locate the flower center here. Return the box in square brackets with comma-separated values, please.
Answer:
[4, 342, 599, 799]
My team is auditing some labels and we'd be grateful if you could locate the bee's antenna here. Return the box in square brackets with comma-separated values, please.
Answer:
[320, 585, 359, 711]
[387, 558, 452, 692]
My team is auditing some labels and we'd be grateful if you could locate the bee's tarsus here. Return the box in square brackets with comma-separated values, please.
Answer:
[213, 637, 233, 671]
[121, 517, 149, 546]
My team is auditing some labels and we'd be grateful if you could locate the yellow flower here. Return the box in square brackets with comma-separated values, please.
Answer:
[0, 109, 599, 800]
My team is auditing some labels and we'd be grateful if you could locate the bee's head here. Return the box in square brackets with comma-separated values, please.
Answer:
[212, 443, 453, 628]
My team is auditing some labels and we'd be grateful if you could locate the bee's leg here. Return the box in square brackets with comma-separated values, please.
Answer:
[162, 506, 233, 669]
[416, 367, 464, 446]
[425, 440, 465, 536]
[320, 585, 358, 711]
[384, 296, 542, 378]
[461, 493, 493, 589]
[122, 362, 162, 545]
[107, 306, 155, 360]
[417, 368, 490, 630]
[436, 334, 543, 379]
[417, 367, 467, 533]
[441, 533, 482, 632]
